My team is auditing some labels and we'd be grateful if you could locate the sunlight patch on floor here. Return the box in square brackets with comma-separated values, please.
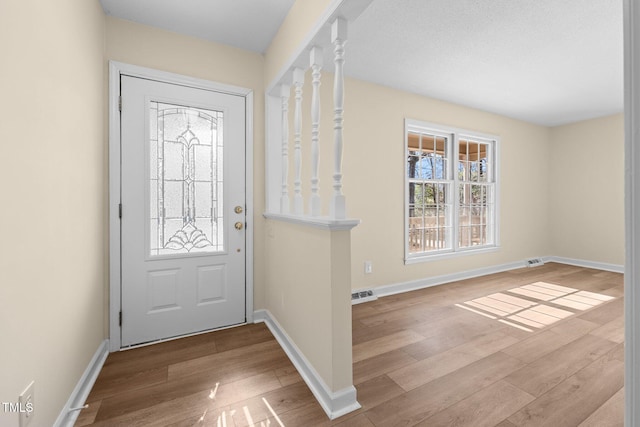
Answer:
[456, 282, 615, 332]
[262, 397, 285, 426]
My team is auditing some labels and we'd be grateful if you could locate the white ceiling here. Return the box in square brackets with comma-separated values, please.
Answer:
[100, 0, 623, 127]
[347, 0, 623, 126]
[99, 0, 295, 53]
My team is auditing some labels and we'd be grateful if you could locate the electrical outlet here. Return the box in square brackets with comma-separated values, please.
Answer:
[19, 381, 34, 427]
[364, 261, 373, 274]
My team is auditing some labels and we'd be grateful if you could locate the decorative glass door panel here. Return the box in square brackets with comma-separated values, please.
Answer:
[149, 102, 224, 256]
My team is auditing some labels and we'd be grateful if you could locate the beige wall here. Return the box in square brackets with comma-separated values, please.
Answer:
[0, 0, 106, 425]
[105, 16, 268, 309]
[264, 0, 335, 87]
[264, 220, 353, 391]
[268, 2, 624, 295]
[337, 78, 552, 290]
[283, 69, 625, 292]
[282, 72, 557, 291]
[549, 114, 624, 266]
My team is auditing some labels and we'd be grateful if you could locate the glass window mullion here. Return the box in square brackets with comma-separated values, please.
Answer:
[453, 133, 460, 251]
[488, 143, 494, 245]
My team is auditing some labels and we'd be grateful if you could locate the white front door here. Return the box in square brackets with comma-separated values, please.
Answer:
[120, 75, 246, 347]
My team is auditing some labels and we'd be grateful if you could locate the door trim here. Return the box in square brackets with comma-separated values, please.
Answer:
[108, 61, 254, 352]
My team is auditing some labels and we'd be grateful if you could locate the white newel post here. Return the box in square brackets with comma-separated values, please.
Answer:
[280, 84, 290, 213]
[309, 46, 323, 216]
[293, 68, 305, 215]
[331, 18, 347, 219]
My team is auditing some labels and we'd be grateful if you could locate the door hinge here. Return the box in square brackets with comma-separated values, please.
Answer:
[119, 203, 122, 219]
[119, 311, 122, 326]
[118, 95, 122, 112]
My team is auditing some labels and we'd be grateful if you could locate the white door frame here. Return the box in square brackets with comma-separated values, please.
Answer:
[108, 61, 254, 352]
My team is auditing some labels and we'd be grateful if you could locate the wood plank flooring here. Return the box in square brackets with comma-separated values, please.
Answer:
[76, 263, 624, 426]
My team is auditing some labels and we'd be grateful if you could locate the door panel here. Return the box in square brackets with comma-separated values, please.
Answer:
[120, 75, 246, 347]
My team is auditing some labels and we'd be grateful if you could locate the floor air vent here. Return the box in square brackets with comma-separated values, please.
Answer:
[351, 289, 377, 304]
[526, 258, 544, 267]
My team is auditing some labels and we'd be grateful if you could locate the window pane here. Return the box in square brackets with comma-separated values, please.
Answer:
[459, 205, 469, 226]
[408, 132, 421, 151]
[460, 139, 493, 184]
[150, 102, 224, 256]
[409, 156, 452, 253]
[459, 139, 468, 160]
[470, 161, 479, 182]
[468, 142, 479, 162]
[407, 155, 420, 179]
[417, 155, 433, 179]
[437, 183, 447, 204]
[459, 182, 492, 248]
[479, 158, 488, 182]
[434, 157, 445, 179]
[408, 218, 424, 253]
[408, 181, 423, 253]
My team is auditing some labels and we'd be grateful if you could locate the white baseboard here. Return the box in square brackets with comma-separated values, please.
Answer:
[374, 260, 527, 299]
[362, 256, 623, 302]
[54, 340, 109, 427]
[544, 256, 624, 273]
[253, 309, 360, 420]
[351, 294, 378, 305]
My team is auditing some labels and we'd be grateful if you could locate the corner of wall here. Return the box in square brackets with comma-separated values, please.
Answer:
[264, 0, 337, 88]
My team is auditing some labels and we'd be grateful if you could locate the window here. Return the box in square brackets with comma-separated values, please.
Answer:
[149, 102, 225, 256]
[405, 119, 499, 262]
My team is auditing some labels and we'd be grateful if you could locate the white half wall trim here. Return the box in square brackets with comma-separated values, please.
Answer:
[54, 340, 109, 427]
[253, 309, 360, 420]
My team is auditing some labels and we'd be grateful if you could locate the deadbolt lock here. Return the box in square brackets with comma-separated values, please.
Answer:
[234, 206, 243, 214]
[235, 222, 244, 230]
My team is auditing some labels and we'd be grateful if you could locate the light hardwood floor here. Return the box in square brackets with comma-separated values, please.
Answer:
[76, 263, 624, 426]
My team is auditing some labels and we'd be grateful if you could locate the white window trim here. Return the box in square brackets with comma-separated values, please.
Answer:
[404, 118, 501, 264]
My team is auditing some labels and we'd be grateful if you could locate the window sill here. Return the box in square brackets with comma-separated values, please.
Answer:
[405, 245, 499, 264]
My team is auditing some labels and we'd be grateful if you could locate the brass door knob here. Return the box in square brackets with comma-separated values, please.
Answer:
[235, 222, 244, 230]
[234, 206, 243, 214]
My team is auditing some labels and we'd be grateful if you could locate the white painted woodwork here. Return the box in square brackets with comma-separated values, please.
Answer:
[120, 75, 246, 346]
[263, 212, 360, 231]
[109, 61, 255, 351]
[330, 18, 347, 219]
[309, 46, 323, 217]
[265, 0, 372, 226]
[280, 84, 291, 213]
[293, 68, 305, 215]
[262, 1, 371, 223]
[265, 94, 283, 215]
[254, 310, 361, 419]
[53, 340, 109, 427]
